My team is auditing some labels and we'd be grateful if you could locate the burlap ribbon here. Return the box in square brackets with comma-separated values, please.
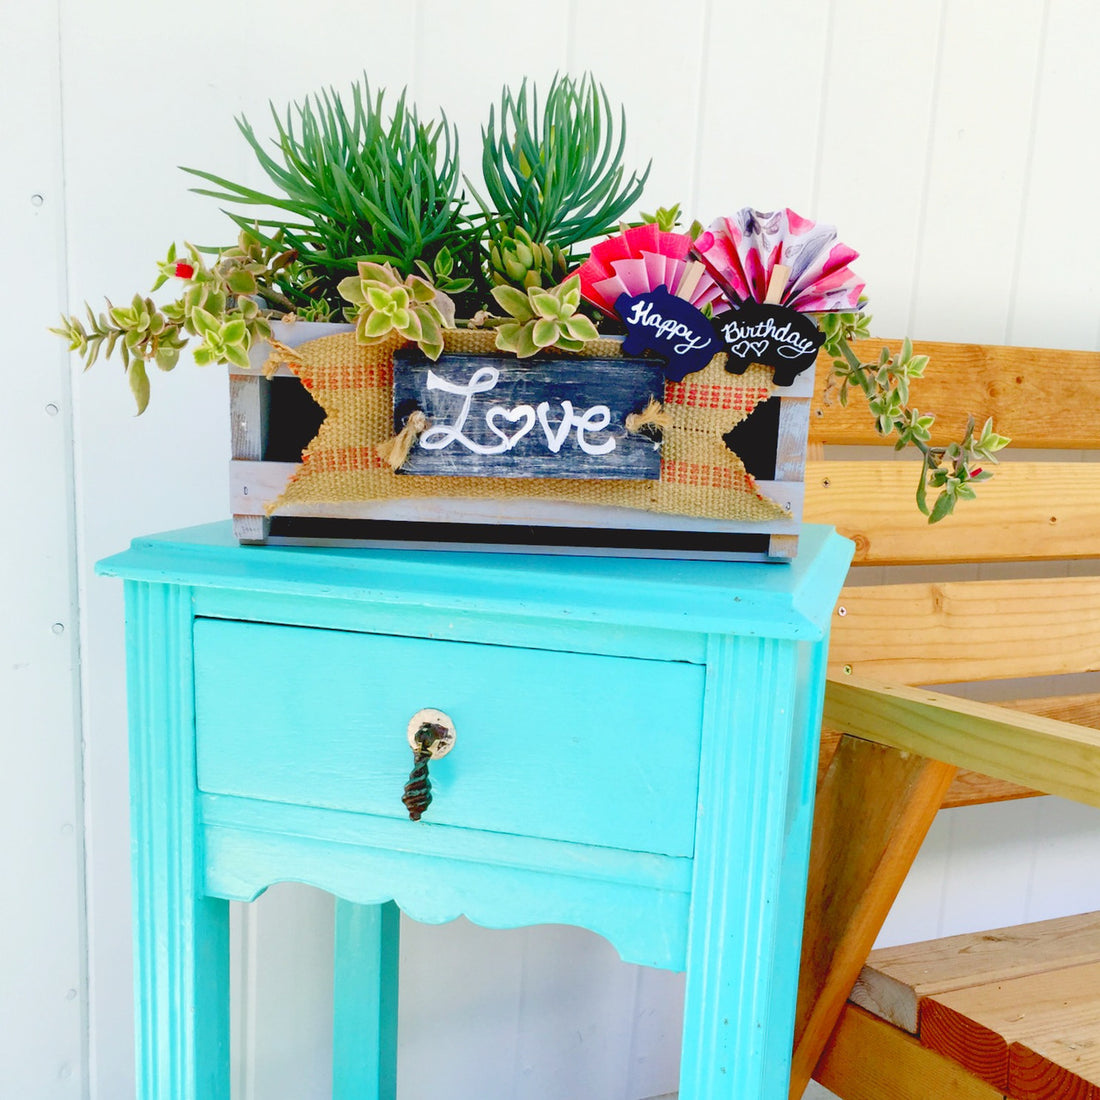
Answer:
[263, 328, 787, 522]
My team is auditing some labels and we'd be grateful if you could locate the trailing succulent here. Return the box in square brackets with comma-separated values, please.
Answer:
[820, 313, 1010, 522]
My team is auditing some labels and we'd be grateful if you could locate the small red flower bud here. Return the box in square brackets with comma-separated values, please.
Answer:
[970, 467, 983, 477]
[174, 262, 195, 279]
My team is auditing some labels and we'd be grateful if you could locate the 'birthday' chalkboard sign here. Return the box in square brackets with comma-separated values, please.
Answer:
[715, 301, 825, 387]
[392, 350, 665, 479]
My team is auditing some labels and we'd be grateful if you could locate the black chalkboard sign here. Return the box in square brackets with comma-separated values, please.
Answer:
[392, 350, 664, 479]
[714, 301, 825, 387]
[617, 286, 720, 382]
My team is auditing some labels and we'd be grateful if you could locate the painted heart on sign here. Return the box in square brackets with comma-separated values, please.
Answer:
[731, 339, 770, 360]
[485, 404, 536, 453]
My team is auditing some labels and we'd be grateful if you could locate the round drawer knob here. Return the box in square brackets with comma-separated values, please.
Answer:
[406, 708, 456, 758]
[402, 709, 456, 821]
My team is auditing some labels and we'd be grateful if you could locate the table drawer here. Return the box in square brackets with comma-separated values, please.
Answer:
[194, 619, 705, 856]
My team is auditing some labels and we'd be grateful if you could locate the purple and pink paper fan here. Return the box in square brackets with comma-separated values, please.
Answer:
[575, 224, 727, 316]
[693, 209, 865, 314]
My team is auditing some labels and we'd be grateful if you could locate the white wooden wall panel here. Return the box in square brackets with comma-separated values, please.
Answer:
[3, 1, 1094, 1097]
[1, 2, 88, 1097]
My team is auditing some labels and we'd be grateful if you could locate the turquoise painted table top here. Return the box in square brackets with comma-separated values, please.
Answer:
[99, 522, 852, 1099]
[100, 520, 850, 639]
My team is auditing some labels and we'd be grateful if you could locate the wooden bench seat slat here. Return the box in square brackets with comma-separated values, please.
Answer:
[829, 577, 1100, 685]
[810, 339, 1100, 449]
[851, 911, 1100, 1034]
[1012, 1037, 1100, 1100]
[921, 960, 1100, 1096]
[803, 460, 1100, 565]
[823, 676, 1100, 809]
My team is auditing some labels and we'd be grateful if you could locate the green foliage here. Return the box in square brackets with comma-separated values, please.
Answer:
[488, 227, 567, 290]
[475, 74, 650, 288]
[182, 77, 480, 300]
[490, 274, 599, 358]
[639, 203, 704, 239]
[824, 321, 1010, 522]
[51, 232, 288, 412]
[337, 261, 455, 361]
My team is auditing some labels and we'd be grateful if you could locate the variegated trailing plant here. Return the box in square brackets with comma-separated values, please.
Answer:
[819, 311, 1010, 522]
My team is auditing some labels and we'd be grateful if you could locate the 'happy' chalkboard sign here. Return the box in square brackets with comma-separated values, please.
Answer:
[715, 301, 825, 387]
[392, 351, 665, 479]
[617, 286, 720, 382]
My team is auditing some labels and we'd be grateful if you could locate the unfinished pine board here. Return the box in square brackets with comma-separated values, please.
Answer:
[824, 676, 1100, 809]
[852, 912, 1100, 1034]
[920, 960, 1100, 1095]
[803, 460, 1100, 565]
[828, 576, 1100, 685]
[810, 340, 1100, 449]
[1012, 1037, 1100, 1100]
[813, 1003, 1007, 1100]
[820, 694, 1100, 809]
[790, 734, 956, 1099]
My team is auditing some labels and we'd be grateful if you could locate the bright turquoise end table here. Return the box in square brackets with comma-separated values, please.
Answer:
[99, 522, 852, 1098]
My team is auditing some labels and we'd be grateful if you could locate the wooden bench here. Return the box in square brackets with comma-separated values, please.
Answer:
[790, 339, 1100, 1099]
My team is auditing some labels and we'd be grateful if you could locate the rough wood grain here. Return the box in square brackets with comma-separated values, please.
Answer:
[813, 1003, 1007, 1100]
[823, 676, 1100, 809]
[804, 460, 1100, 565]
[1012, 1037, 1100, 1100]
[810, 339, 1100, 449]
[229, 373, 269, 462]
[851, 912, 1100, 1034]
[789, 734, 956, 1099]
[921, 961, 1100, 1095]
[391, 352, 665, 479]
[829, 576, 1100, 684]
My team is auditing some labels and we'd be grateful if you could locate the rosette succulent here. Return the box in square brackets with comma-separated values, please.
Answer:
[337, 261, 455, 360]
[491, 274, 599, 358]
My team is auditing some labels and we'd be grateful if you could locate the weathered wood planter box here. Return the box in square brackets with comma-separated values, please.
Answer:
[229, 321, 815, 560]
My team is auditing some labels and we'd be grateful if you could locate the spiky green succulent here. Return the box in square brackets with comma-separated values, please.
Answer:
[337, 261, 455, 360]
[474, 74, 650, 290]
[491, 274, 599, 358]
[182, 78, 481, 301]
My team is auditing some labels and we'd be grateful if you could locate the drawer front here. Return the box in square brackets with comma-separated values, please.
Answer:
[194, 619, 704, 856]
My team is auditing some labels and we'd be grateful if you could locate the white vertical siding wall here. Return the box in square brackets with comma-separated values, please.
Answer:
[5, 1, 1098, 1097]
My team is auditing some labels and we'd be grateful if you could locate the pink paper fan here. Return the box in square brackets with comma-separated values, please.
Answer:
[575, 225, 723, 316]
[693, 208, 865, 314]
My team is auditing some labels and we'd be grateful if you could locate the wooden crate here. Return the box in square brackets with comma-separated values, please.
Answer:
[229, 322, 814, 560]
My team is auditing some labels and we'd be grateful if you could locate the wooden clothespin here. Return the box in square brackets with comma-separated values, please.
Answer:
[674, 260, 705, 302]
[764, 264, 791, 305]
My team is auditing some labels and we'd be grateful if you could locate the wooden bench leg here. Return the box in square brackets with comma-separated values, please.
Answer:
[789, 733, 957, 1097]
[332, 899, 400, 1100]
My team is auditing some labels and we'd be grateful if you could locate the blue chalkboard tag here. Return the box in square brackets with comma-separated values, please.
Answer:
[714, 300, 825, 387]
[616, 286, 720, 382]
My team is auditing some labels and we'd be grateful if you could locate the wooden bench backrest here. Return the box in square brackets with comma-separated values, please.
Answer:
[790, 339, 1100, 1094]
[804, 339, 1100, 806]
